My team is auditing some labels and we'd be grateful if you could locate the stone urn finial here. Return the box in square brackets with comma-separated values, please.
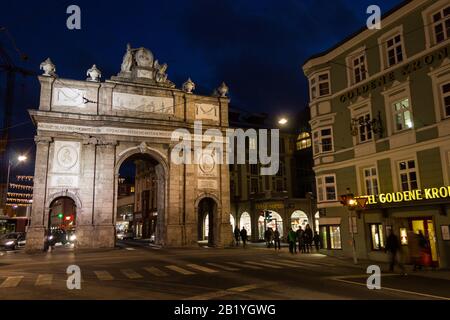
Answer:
[86, 64, 102, 82]
[182, 78, 195, 94]
[40, 58, 56, 76]
[217, 82, 229, 97]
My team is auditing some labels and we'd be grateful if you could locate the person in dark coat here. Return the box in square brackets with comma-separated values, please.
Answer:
[234, 226, 241, 247]
[313, 231, 321, 252]
[385, 230, 405, 274]
[287, 228, 297, 254]
[240, 227, 248, 248]
[296, 227, 303, 253]
[273, 228, 281, 251]
[304, 224, 313, 253]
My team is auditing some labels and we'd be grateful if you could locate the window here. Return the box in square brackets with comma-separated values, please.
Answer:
[352, 54, 367, 84]
[442, 82, 450, 118]
[398, 160, 418, 191]
[313, 128, 333, 154]
[316, 175, 337, 202]
[356, 114, 373, 143]
[309, 72, 330, 100]
[432, 6, 450, 44]
[296, 132, 312, 150]
[364, 167, 379, 195]
[320, 225, 342, 250]
[370, 224, 385, 250]
[250, 164, 258, 175]
[393, 98, 413, 131]
[385, 34, 404, 67]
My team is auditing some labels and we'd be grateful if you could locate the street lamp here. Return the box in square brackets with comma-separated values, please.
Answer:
[278, 118, 288, 125]
[3, 154, 27, 211]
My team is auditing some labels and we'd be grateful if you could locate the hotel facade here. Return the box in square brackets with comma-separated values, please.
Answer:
[303, 0, 450, 267]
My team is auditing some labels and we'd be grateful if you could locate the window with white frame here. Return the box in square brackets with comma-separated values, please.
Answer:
[363, 167, 379, 195]
[385, 34, 404, 67]
[442, 82, 450, 118]
[357, 113, 373, 143]
[316, 175, 337, 202]
[309, 72, 330, 100]
[351, 53, 367, 84]
[393, 98, 413, 131]
[313, 128, 333, 154]
[398, 160, 419, 191]
[432, 6, 450, 44]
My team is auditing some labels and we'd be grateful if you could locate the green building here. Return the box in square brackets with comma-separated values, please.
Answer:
[303, 0, 450, 268]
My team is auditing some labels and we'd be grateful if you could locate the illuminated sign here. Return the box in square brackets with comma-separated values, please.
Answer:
[255, 202, 284, 210]
[360, 186, 450, 205]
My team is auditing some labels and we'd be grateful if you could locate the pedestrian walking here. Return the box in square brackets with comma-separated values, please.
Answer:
[296, 226, 304, 253]
[267, 228, 274, 248]
[287, 228, 297, 254]
[240, 227, 248, 248]
[385, 230, 406, 274]
[313, 231, 320, 252]
[234, 226, 241, 247]
[304, 224, 313, 253]
[407, 230, 421, 271]
[418, 230, 431, 268]
[273, 228, 281, 250]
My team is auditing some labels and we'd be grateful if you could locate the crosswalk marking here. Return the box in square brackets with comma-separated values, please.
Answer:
[165, 265, 196, 275]
[261, 260, 307, 268]
[206, 263, 239, 271]
[244, 261, 282, 269]
[186, 264, 218, 273]
[278, 259, 321, 268]
[94, 271, 114, 281]
[125, 247, 136, 251]
[143, 267, 168, 277]
[121, 269, 143, 279]
[35, 274, 53, 286]
[0, 276, 23, 288]
[226, 262, 262, 270]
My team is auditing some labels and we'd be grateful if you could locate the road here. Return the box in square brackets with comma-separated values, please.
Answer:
[0, 241, 449, 300]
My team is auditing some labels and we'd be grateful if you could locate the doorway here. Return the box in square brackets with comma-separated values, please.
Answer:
[410, 218, 439, 267]
[198, 197, 217, 246]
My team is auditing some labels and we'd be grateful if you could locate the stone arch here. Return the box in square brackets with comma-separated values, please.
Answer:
[46, 190, 82, 213]
[114, 143, 170, 245]
[195, 193, 221, 246]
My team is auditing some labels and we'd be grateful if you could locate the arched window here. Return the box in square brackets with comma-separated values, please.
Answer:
[291, 210, 309, 231]
[258, 211, 283, 239]
[240, 212, 251, 236]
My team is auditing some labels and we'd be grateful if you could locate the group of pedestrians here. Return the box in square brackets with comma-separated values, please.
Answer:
[233, 226, 248, 247]
[264, 228, 281, 250]
[287, 224, 320, 254]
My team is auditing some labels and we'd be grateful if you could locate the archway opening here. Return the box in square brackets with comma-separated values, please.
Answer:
[230, 214, 235, 231]
[258, 211, 283, 240]
[197, 197, 217, 246]
[117, 152, 165, 244]
[239, 212, 251, 236]
[291, 210, 309, 231]
[48, 196, 77, 247]
[314, 211, 320, 233]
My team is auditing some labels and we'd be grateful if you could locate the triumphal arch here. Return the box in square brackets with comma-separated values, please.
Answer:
[25, 45, 232, 251]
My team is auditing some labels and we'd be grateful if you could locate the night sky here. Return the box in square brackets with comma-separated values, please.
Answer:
[0, 0, 403, 175]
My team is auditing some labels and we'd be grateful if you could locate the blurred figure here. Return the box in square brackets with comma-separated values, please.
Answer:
[296, 226, 304, 253]
[385, 230, 406, 275]
[273, 228, 281, 251]
[304, 224, 313, 253]
[234, 226, 241, 247]
[287, 228, 297, 254]
[240, 227, 248, 248]
[418, 230, 431, 268]
[313, 231, 321, 252]
[407, 230, 421, 271]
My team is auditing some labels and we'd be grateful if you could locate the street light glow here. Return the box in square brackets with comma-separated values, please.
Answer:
[278, 118, 288, 125]
[17, 155, 27, 162]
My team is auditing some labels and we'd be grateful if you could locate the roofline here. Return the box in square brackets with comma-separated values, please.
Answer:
[302, 0, 413, 67]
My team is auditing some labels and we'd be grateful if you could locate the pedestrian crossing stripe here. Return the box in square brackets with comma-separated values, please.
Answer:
[143, 267, 168, 277]
[206, 263, 239, 271]
[125, 247, 136, 251]
[244, 261, 282, 269]
[186, 264, 218, 273]
[121, 269, 143, 279]
[35, 274, 53, 286]
[0, 276, 23, 288]
[94, 271, 114, 281]
[261, 260, 308, 268]
[165, 265, 196, 275]
[278, 259, 322, 268]
[226, 262, 262, 270]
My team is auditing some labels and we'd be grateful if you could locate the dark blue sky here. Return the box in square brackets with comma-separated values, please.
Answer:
[1, 0, 403, 174]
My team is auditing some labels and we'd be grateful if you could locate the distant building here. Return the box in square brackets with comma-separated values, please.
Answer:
[303, 0, 450, 267]
[229, 108, 317, 242]
[116, 178, 135, 235]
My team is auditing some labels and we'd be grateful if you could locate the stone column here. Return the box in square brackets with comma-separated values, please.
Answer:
[76, 137, 98, 248]
[155, 163, 166, 245]
[218, 163, 233, 247]
[92, 139, 117, 248]
[25, 136, 52, 252]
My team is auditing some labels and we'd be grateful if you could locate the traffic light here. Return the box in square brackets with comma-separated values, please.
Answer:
[264, 210, 272, 221]
[57, 213, 63, 219]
